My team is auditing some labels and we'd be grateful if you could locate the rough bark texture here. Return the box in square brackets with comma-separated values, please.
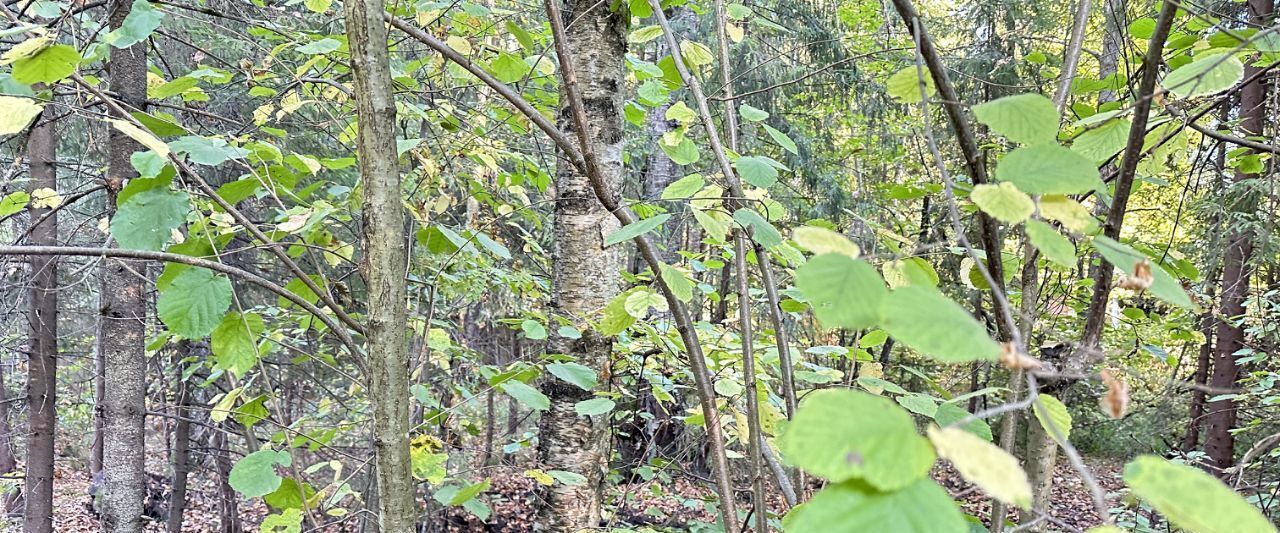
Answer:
[1206, 0, 1273, 472]
[24, 105, 57, 533]
[1182, 310, 1214, 452]
[345, 0, 416, 527]
[100, 1, 151, 530]
[534, 1, 626, 530]
[167, 343, 196, 533]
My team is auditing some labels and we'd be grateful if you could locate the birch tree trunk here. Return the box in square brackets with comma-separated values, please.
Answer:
[344, 0, 416, 528]
[100, 0, 150, 527]
[23, 102, 57, 533]
[534, 0, 626, 529]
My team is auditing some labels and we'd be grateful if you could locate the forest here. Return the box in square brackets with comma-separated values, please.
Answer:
[0, 0, 1278, 530]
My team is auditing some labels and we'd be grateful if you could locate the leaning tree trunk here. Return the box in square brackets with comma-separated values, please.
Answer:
[99, 0, 150, 530]
[533, 0, 626, 529]
[1205, 0, 1274, 475]
[345, 0, 416, 527]
[23, 101, 57, 533]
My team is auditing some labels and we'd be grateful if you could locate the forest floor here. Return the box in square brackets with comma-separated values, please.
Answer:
[4, 454, 1125, 531]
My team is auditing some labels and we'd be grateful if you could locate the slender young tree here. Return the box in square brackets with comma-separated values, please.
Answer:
[99, 0, 151, 529]
[1205, 0, 1275, 474]
[533, 0, 626, 529]
[23, 102, 57, 533]
[344, 0, 416, 527]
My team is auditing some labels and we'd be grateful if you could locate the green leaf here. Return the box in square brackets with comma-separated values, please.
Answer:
[573, 398, 615, 416]
[880, 285, 1000, 363]
[0, 191, 30, 216]
[678, 40, 714, 67]
[735, 155, 779, 188]
[110, 188, 190, 251]
[303, 0, 332, 13]
[1092, 236, 1194, 308]
[882, 257, 940, 288]
[1072, 118, 1131, 162]
[105, 0, 164, 48]
[658, 263, 693, 302]
[169, 136, 248, 166]
[1025, 220, 1075, 267]
[783, 479, 965, 533]
[792, 226, 860, 258]
[660, 173, 704, 200]
[604, 214, 670, 246]
[211, 312, 264, 377]
[1123, 455, 1275, 533]
[500, 381, 549, 411]
[1039, 194, 1098, 233]
[1032, 394, 1072, 444]
[896, 394, 938, 417]
[628, 25, 664, 43]
[158, 267, 232, 339]
[933, 403, 993, 441]
[664, 101, 697, 124]
[520, 319, 546, 340]
[261, 509, 302, 533]
[763, 124, 799, 155]
[149, 76, 197, 99]
[229, 449, 291, 498]
[598, 289, 638, 336]
[1162, 53, 1244, 99]
[928, 426, 1032, 509]
[740, 104, 769, 121]
[12, 44, 79, 85]
[970, 182, 1035, 224]
[776, 389, 935, 490]
[794, 254, 887, 330]
[732, 208, 783, 247]
[659, 130, 699, 165]
[995, 144, 1102, 195]
[296, 38, 341, 55]
[490, 52, 531, 83]
[548, 470, 586, 485]
[264, 478, 315, 511]
[972, 93, 1060, 145]
[545, 362, 597, 391]
[624, 289, 666, 317]
[886, 66, 936, 104]
[448, 479, 490, 506]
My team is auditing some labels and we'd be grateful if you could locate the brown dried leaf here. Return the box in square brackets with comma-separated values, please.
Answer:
[1099, 369, 1129, 419]
[1116, 259, 1153, 291]
[998, 342, 1043, 370]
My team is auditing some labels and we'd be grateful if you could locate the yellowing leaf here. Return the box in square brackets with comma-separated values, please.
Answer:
[971, 182, 1034, 224]
[928, 425, 1032, 509]
[524, 469, 554, 486]
[792, 225, 860, 258]
[0, 34, 52, 65]
[29, 187, 62, 208]
[1039, 194, 1098, 233]
[0, 96, 45, 135]
[109, 119, 170, 157]
[1032, 394, 1072, 444]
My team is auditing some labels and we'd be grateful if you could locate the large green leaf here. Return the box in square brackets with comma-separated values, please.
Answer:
[928, 426, 1032, 509]
[1092, 236, 1194, 308]
[500, 381, 549, 411]
[1032, 394, 1072, 444]
[0, 191, 30, 216]
[157, 267, 232, 339]
[604, 214, 670, 246]
[885, 66, 935, 104]
[545, 362, 597, 391]
[1124, 455, 1275, 533]
[1025, 219, 1076, 267]
[735, 155, 778, 188]
[105, 0, 164, 48]
[732, 208, 783, 247]
[776, 389, 935, 490]
[933, 403, 993, 441]
[880, 286, 1000, 362]
[110, 188, 189, 251]
[11, 44, 79, 85]
[794, 254, 887, 330]
[1162, 53, 1244, 99]
[660, 173, 703, 200]
[970, 182, 1034, 223]
[229, 449, 291, 498]
[211, 312, 264, 377]
[972, 93, 1059, 145]
[1071, 118, 1131, 162]
[995, 144, 1102, 195]
[782, 478, 965, 533]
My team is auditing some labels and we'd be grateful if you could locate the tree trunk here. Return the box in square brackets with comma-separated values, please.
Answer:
[345, 0, 416, 527]
[23, 103, 57, 533]
[534, 1, 626, 529]
[212, 429, 241, 533]
[167, 343, 194, 533]
[1182, 309, 1214, 452]
[100, 0, 151, 530]
[1205, 0, 1273, 475]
